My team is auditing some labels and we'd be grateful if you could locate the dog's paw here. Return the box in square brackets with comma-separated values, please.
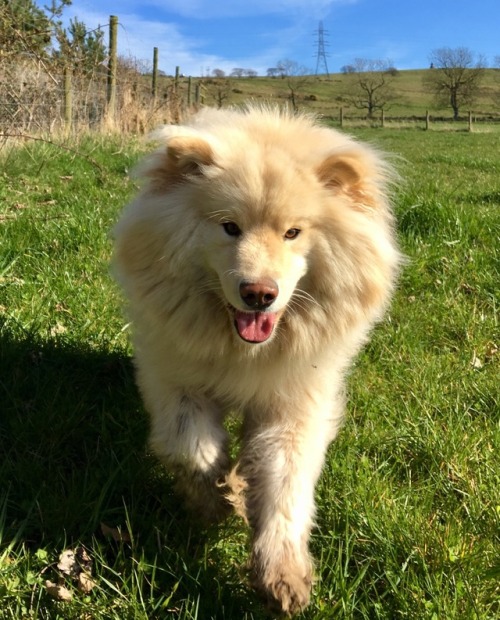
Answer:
[183, 481, 232, 523]
[174, 462, 232, 523]
[251, 553, 313, 616]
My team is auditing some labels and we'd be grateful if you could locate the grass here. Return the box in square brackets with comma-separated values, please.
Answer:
[0, 127, 499, 619]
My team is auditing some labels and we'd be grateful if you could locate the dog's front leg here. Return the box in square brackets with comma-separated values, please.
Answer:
[241, 402, 340, 615]
[146, 389, 231, 521]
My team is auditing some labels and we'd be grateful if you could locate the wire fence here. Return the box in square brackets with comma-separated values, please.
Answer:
[0, 55, 187, 140]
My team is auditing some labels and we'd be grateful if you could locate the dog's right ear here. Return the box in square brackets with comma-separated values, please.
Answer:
[143, 135, 215, 192]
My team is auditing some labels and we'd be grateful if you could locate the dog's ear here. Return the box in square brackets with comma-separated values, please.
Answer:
[316, 153, 379, 211]
[316, 155, 361, 190]
[142, 135, 215, 193]
[166, 136, 214, 177]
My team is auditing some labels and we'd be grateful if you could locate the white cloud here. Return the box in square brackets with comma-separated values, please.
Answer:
[63, 3, 316, 76]
[63, 7, 209, 74]
[58, 0, 361, 76]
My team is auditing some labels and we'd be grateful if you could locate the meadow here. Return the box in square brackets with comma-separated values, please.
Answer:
[0, 125, 498, 619]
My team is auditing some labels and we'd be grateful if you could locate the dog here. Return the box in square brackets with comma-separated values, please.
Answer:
[113, 106, 400, 615]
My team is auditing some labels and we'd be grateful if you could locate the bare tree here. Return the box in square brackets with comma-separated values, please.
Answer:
[212, 68, 226, 78]
[230, 68, 245, 78]
[203, 77, 232, 108]
[424, 47, 486, 120]
[345, 59, 396, 119]
[276, 59, 311, 112]
[276, 59, 300, 79]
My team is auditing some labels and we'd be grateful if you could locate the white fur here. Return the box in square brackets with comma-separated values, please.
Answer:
[113, 106, 400, 615]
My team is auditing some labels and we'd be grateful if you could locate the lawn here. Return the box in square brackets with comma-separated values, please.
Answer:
[0, 127, 498, 619]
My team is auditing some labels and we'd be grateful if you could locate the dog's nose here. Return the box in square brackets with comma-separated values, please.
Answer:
[239, 279, 279, 310]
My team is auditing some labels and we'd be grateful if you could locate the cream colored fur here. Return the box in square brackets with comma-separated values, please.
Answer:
[113, 106, 400, 615]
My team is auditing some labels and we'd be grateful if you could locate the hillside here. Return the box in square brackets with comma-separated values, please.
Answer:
[174, 69, 500, 120]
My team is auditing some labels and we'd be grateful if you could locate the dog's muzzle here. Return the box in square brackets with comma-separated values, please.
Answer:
[232, 278, 279, 343]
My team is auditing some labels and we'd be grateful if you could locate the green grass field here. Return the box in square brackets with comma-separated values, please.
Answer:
[0, 127, 498, 619]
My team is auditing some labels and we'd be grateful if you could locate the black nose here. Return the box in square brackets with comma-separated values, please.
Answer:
[239, 279, 279, 310]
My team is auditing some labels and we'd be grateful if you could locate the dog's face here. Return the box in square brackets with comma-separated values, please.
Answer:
[144, 131, 383, 345]
[163, 136, 339, 344]
[205, 216, 311, 344]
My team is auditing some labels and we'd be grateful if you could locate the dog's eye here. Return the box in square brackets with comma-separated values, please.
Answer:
[284, 228, 301, 240]
[222, 222, 242, 237]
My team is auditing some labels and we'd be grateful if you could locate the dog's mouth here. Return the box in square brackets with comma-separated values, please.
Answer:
[230, 307, 278, 344]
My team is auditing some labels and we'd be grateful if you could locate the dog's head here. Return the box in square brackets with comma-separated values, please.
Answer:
[118, 108, 398, 348]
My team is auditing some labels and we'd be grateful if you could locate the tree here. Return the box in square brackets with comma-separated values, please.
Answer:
[203, 77, 232, 108]
[267, 67, 280, 78]
[0, 0, 52, 55]
[212, 68, 226, 78]
[345, 59, 396, 119]
[231, 68, 245, 78]
[340, 64, 355, 74]
[53, 17, 106, 76]
[424, 47, 486, 120]
[276, 59, 299, 79]
[276, 59, 311, 112]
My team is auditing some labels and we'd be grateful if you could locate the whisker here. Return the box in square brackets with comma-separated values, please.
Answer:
[188, 278, 224, 302]
[207, 209, 233, 222]
[223, 268, 243, 279]
[293, 288, 325, 311]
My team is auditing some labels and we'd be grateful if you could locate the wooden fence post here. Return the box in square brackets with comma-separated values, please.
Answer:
[381, 109, 385, 128]
[152, 47, 158, 100]
[175, 66, 180, 93]
[425, 110, 430, 130]
[187, 76, 192, 106]
[106, 15, 118, 122]
[468, 110, 473, 132]
[339, 106, 343, 128]
[63, 67, 72, 132]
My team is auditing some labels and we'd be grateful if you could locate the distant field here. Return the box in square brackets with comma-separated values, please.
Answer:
[173, 68, 500, 123]
[0, 128, 498, 618]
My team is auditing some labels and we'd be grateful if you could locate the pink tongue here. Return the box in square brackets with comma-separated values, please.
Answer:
[234, 311, 277, 343]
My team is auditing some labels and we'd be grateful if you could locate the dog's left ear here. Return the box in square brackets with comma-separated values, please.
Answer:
[166, 136, 214, 177]
[316, 154, 378, 211]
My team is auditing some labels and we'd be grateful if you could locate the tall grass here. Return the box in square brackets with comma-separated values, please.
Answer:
[0, 129, 498, 618]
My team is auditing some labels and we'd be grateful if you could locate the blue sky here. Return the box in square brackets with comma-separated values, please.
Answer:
[49, 0, 499, 75]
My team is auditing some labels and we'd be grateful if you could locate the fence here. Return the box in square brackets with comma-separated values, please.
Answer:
[333, 108, 500, 131]
[0, 56, 192, 139]
[3, 58, 500, 139]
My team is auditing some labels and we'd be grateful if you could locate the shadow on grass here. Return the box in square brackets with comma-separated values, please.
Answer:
[0, 324, 263, 618]
[0, 325, 152, 540]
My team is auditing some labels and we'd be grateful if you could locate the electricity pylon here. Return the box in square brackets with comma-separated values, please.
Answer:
[314, 21, 330, 76]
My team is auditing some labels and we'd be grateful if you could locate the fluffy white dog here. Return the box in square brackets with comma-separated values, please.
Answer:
[113, 106, 400, 614]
